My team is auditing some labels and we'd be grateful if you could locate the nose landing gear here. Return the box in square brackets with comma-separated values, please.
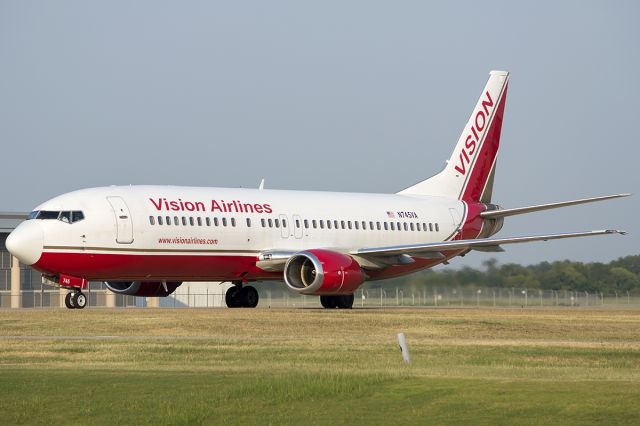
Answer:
[64, 291, 87, 309]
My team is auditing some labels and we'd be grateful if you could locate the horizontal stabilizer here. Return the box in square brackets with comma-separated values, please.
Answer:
[481, 194, 631, 219]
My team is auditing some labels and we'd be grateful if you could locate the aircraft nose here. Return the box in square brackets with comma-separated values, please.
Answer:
[6, 221, 44, 266]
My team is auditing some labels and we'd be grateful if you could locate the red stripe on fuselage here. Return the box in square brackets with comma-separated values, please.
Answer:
[33, 252, 281, 282]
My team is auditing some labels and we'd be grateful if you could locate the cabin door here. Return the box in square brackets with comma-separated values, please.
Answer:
[107, 196, 134, 244]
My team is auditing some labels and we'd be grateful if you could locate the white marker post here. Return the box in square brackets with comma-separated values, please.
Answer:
[397, 332, 411, 364]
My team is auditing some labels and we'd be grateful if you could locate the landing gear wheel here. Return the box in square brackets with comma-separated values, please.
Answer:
[240, 286, 259, 308]
[321, 295, 354, 309]
[64, 292, 75, 309]
[336, 294, 354, 309]
[225, 286, 241, 308]
[72, 292, 87, 309]
[320, 296, 338, 309]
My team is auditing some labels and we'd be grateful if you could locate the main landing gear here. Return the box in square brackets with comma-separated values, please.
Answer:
[225, 282, 259, 308]
[320, 294, 354, 309]
[64, 290, 87, 310]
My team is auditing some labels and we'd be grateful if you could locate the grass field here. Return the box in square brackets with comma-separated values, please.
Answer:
[1, 307, 639, 425]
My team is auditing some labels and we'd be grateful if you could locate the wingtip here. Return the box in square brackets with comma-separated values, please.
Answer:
[605, 229, 627, 235]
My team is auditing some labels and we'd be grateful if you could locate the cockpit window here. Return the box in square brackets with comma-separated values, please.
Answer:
[59, 211, 72, 223]
[72, 211, 84, 223]
[36, 211, 61, 220]
[27, 210, 85, 223]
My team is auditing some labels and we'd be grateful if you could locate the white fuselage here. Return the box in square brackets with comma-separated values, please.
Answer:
[13, 185, 466, 282]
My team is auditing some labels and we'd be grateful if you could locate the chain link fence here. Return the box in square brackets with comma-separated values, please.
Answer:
[1, 286, 639, 309]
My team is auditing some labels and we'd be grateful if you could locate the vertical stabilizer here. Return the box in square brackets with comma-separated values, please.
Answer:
[399, 71, 509, 202]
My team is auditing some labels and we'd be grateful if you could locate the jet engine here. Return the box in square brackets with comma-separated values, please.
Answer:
[284, 249, 365, 295]
[104, 281, 182, 297]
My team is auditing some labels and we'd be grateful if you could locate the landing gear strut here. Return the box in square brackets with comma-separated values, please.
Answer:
[320, 294, 354, 309]
[225, 282, 259, 308]
[64, 290, 87, 310]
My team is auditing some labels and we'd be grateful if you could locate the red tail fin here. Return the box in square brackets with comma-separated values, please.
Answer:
[399, 71, 509, 203]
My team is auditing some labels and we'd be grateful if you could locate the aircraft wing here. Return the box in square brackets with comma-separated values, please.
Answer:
[351, 229, 626, 258]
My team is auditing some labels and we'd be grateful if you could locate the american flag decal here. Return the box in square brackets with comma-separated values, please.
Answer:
[386, 211, 395, 218]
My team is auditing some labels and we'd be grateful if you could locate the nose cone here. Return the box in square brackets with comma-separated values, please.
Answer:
[6, 221, 44, 266]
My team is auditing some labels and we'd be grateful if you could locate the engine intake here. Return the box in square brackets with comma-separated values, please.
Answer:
[104, 281, 181, 297]
[284, 249, 365, 295]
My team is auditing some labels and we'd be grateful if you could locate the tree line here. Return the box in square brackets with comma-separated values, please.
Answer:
[362, 255, 640, 294]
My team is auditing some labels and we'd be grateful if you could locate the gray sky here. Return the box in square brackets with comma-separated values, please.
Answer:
[1, 1, 637, 268]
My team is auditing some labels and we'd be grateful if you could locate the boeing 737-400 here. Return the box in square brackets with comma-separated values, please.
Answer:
[5, 71, 629, 309]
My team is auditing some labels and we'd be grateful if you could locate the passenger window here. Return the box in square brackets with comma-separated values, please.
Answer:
[268, 219, 273, 228]
[429, 223, 433, 232]
[261, 218, 266, 227]
[214, 218, 219, 226]
[206, 217, 211, 226]
[295, 219, 300, 228]
[327, 220, 332, 230]
[369, 221, 374, 230]
[333, 220, 338, 229]
[417, 223, 421, 231]
[189, 217, 195, 226]
[403, 223, 408, 231]
[423, 222, 428, 231]
[390, 223, 395, 231]
[158, 216, 164, 225]
[319, 220, 324, 229]
[348, 221, 352, 230]
[435, 223, 439, 232]
[59, 211, 71, 223]
[384, 222, 388, 231]
[166, 216, 171, 225]
[197, 217, 202, 226]
[182, 217, 187, 226]
[341, 220, 345, 229]
[246, 218, 251, 227]
[304, 220, 309, 229]
[282, 219, 287, 227]
[275, 219, 280, 228]
[174, 216, 179, 226]
[149, 216, 155, 225]
[72, 211, 84, 223]
[312, 220, 317, 229]
[231, 218, 236, 227]
[354, 221, 359, 230]
[222, 218, 227, 227]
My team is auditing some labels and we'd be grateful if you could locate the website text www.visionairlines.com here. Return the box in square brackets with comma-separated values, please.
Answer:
[158, 237, 219, 245]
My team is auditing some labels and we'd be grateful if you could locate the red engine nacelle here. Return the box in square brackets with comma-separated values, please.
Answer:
[104, 281, 182, 297]
[283, 249, 365, 295]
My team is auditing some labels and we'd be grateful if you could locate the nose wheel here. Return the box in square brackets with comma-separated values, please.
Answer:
[64, 291, 87, 309]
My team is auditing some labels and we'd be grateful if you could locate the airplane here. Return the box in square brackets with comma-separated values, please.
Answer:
[5, 70, 629, 310]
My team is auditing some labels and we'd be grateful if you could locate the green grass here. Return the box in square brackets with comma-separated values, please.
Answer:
[1, 308, 639, 425]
